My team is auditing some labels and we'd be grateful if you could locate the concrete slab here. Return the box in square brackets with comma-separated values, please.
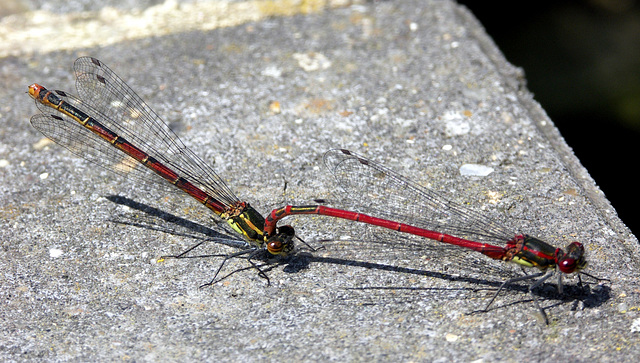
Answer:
[1, 0, 638, 361]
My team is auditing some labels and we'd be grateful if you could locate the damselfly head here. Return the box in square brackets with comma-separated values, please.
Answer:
[557, 241, 587, 274]
[266, 225, 296, 255]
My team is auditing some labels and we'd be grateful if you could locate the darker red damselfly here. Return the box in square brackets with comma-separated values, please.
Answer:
[28, 57, 296, 285]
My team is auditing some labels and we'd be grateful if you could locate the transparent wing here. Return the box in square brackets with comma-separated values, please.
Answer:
[323, 149, 514, 245]
[31, 108, 142, 180]
[31, 57, 239, 207]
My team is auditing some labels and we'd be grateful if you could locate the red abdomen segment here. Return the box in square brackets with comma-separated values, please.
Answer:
[265, 205, 509, 260]
[28, 84, 227, 214]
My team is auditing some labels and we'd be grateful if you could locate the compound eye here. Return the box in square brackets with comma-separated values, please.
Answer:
[556, 242, 585, 274]
[558, 257, 578, 274]
[267, 240, 283, 254]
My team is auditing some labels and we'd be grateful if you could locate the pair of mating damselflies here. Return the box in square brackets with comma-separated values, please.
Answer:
[28, 57, 596, 323]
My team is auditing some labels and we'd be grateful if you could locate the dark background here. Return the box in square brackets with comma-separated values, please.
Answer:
[459, 1, 640, 237]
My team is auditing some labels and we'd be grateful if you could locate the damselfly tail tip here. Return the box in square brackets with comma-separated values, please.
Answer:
[28, 83, 44, 98]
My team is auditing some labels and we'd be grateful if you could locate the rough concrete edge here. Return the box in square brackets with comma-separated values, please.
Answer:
[453, 5, 640, 259]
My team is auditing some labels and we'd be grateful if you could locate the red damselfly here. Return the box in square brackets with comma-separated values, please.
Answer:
[265, 149, 594, 323]
[28, 57, 296, 284]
